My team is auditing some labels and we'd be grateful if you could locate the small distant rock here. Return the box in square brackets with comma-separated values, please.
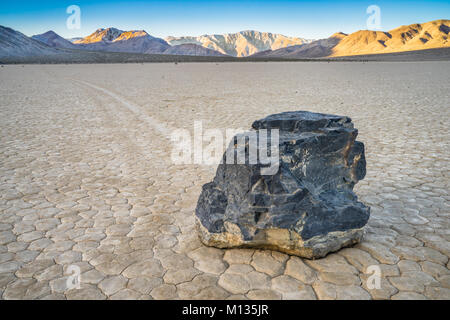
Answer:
[195, 110, 370, 259]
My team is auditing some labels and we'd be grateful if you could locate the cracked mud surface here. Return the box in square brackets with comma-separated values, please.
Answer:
[0, 62, 449, 299]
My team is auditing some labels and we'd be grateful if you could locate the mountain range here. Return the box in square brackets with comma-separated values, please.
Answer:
[68, 28, 310, 57]
[165, 31, 312, 57]
[1, 19, 449, 61]
[29, 28, 225, 57]
[0, 26, 60, 58]
[254, 19, 450, 58]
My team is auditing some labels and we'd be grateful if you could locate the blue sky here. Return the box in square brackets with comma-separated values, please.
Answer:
[1, 0, 449, 39]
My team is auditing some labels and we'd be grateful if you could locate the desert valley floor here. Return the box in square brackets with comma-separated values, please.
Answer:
[0, 61, 449, 300]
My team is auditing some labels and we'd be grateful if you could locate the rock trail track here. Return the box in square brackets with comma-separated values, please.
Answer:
[0, 62, 449, 300]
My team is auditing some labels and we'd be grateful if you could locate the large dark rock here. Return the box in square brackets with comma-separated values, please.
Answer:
[195, 111, 370, 259]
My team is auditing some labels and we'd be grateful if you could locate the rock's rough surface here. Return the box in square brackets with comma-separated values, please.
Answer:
[195, 111, 370, 258]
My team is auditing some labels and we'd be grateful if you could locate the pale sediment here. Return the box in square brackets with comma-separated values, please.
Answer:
[0, 62, 449, 300]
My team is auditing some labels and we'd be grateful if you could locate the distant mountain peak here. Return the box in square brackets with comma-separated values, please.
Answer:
[0, 25, 61, 58]
[330, 32, 348, 39]
[253, 19, 450, 59]
[31, 30, 78, 49]
[115, 30, 151, 41]
[165, 30, 312, 57]
[96, 27, 122, 32]
[330, 19, 450, 57]
[64, 27, 173, 55]
[41, 30, 58, 36]
[74, 27, 124, 44]
[74, 28, 156, 45]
